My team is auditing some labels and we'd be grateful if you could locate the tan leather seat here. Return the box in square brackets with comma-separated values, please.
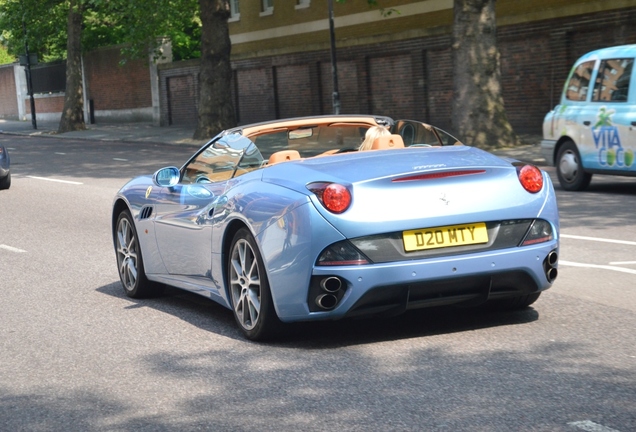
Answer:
[371, 134, 405, 150]
[268, 150, 301, 164]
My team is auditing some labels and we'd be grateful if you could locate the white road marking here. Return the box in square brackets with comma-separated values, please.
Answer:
[609, 261, 636, 265]
[26, 176, 83, 185]
[0, 244, 27, 253]
[113, 158, 128, 161]
[55, 152, 66, 155]
[560, 260, 636, 275]
[561, 234, 636, 246]
[568, 420, 621, 432]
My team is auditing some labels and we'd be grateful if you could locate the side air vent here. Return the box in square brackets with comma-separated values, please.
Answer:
[139, 206, 153, 220]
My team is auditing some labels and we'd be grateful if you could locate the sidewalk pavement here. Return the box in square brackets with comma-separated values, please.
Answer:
[0, 119, 208, 147]
[0, 119, 546, 165]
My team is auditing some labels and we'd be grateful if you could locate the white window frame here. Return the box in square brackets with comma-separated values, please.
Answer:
[260, 0, 273, 17]
[229, 0, 240, 22]
[295, 0, 310, 10]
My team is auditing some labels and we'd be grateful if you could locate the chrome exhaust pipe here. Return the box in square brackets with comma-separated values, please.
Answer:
[545, 250, 558, 282]
[315, 294, 338, 310]
[320, 276, 342, 293]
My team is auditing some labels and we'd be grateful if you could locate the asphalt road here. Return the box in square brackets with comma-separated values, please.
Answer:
[1, 135, 635, 432]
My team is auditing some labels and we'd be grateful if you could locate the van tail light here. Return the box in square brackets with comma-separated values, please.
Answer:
[516, 164, 543, 193]
[307, 182, 352, 213]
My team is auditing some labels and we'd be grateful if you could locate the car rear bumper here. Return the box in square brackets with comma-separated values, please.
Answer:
[275, 240, 558, 322]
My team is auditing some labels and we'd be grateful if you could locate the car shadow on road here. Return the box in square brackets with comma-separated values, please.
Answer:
[97, 281, 539, 347]
[278, 306, 539, 349]
[97, 281, 242, 340]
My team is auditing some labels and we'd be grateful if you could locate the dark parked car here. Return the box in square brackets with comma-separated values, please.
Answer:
[0, 146, 10, 190]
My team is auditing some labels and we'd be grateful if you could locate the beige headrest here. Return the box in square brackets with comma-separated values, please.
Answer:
[371, 134, 405, 150]
[268, 150, 301, 164]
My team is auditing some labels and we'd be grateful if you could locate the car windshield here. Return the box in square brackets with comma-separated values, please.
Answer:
[182, 134, 263, 184]
[252, 125, 368, 159]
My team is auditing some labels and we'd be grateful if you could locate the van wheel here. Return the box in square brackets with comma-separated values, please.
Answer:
[556, 141, 591, 191]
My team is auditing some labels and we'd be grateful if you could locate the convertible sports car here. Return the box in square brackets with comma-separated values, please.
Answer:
[0, 146, 10, 190]
[112, 115, 559, 340]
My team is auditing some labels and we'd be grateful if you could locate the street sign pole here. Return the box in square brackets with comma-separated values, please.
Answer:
[328, 0, 340, 115]
[23, 20, 37, 130]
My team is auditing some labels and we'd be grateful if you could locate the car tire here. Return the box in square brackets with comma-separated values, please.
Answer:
[0, 172, 10, 190]
[114, 210, 160, 298]
[228, 228, 282, 340]
[556, 140, 592, 191]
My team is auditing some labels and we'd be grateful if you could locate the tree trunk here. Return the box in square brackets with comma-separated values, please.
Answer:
[193, 0, 236, 140]
[451, 0, 518, 148]
[58, 0, 85, 133]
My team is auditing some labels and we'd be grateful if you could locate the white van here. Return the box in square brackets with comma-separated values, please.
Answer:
[541, 44, 635, 190]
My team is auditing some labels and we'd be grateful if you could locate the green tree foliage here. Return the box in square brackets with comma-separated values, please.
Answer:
[0, 45, 15, 65]
[96, 0, 200, 62]
[0, 0, 69, 62]
[0, 0, 200, 63]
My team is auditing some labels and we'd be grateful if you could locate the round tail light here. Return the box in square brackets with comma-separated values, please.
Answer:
[307, 182, 352, 214]
[517, 165, 543, 193]
[322, 183, 351, 213]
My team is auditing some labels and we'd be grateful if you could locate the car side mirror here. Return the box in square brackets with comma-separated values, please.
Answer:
[153, 166, 180, 187]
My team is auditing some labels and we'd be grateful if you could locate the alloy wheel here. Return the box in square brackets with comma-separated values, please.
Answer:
[116, 216, 139, 292]
[229, 239, 262, 331]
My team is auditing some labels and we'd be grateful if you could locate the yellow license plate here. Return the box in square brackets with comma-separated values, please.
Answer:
[403, 222, 488, 252]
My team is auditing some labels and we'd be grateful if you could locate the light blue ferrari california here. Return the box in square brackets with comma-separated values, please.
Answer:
[112, 115, 559, 340]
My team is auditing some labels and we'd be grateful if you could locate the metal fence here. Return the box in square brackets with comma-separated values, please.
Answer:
[30, 61, 66, 94]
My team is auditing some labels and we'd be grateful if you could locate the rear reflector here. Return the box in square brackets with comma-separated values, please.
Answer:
[317, 241, 370, 266]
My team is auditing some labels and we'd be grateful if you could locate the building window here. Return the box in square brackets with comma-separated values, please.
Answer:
[229, 0, 240, 22]
[260, 0, 273, 16]
[295, 0, 310, 9]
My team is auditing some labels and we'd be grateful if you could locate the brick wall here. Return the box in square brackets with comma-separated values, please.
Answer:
[320, 60, 360, 115]
[83, 46, 151, 112]
[25, 95, 64, 115]
[275, 64, 314, 118]
[236, 66, 276, 124]
[167, 75, 198, 125]
[0, 65, 18, 119]
[158, 60, 200, 126]
[226, 7, 636, 135]
[3, 8, 635, 133]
